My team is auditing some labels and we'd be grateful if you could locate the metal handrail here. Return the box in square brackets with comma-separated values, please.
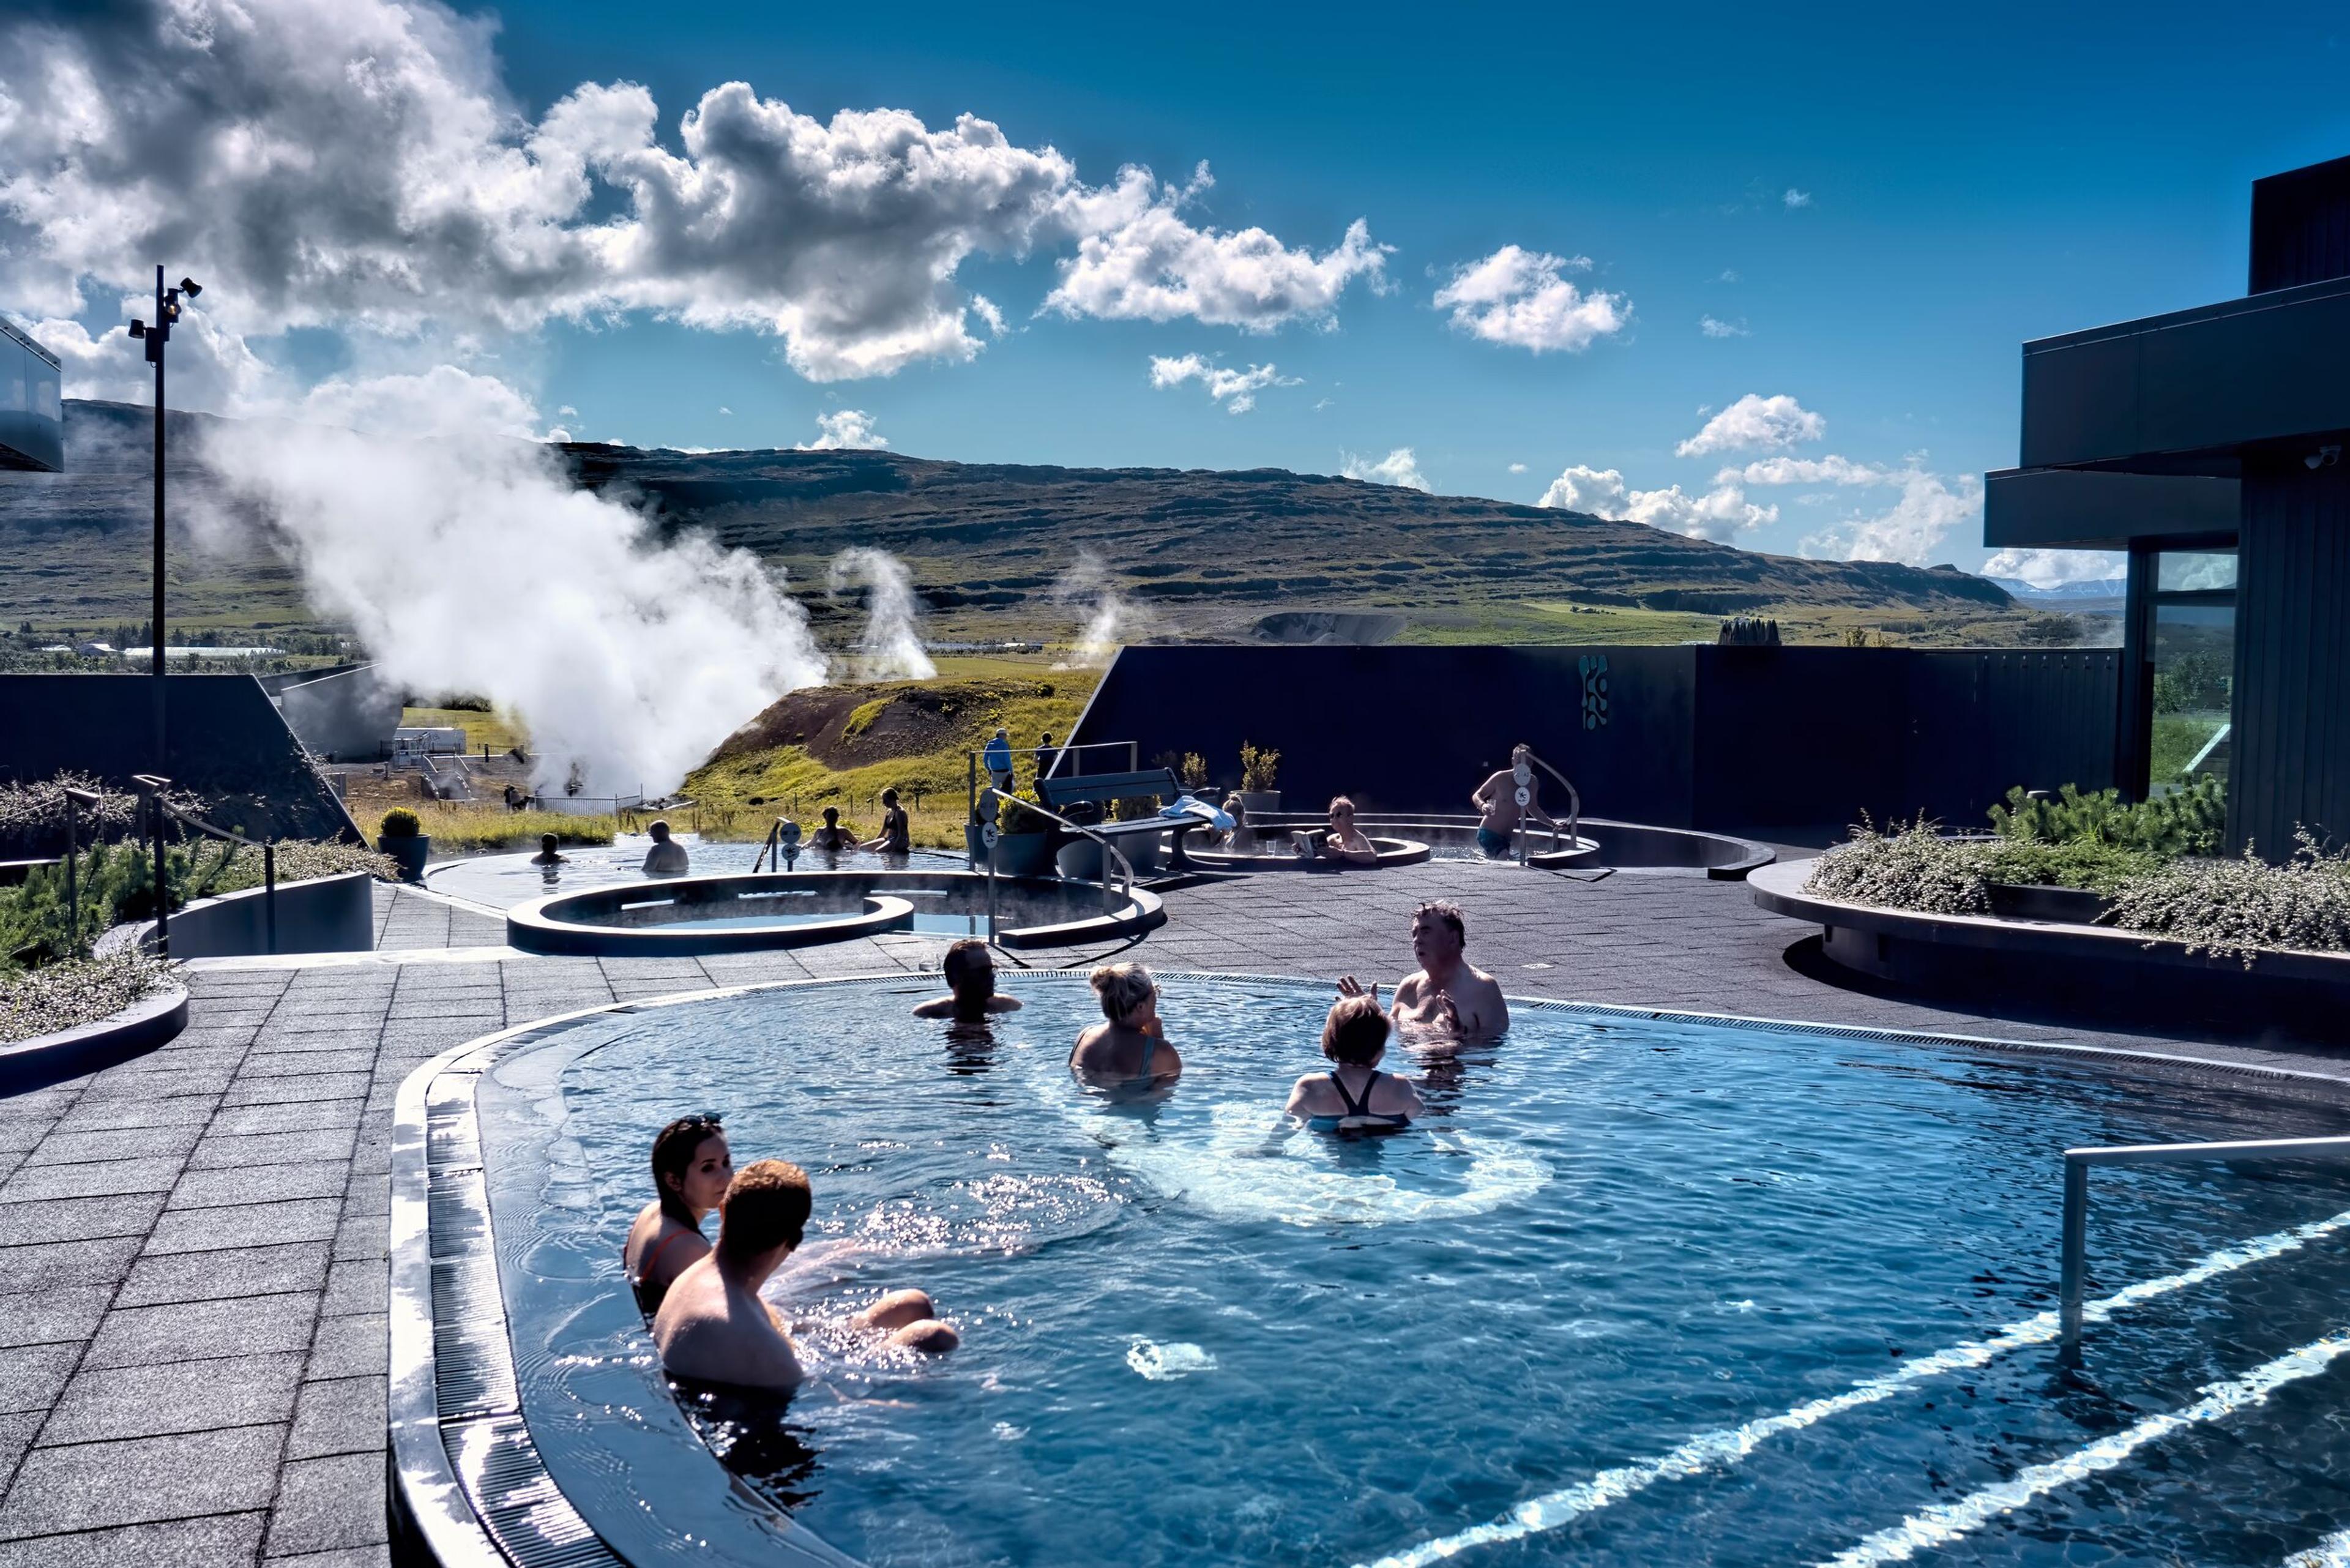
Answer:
[967, 739, 1138, 846]
[977, 786, 1135, 943]
[2059, 1133, 2350, 1356]
[131, 772, 279, 956]
[1512, 750, 1583, 865]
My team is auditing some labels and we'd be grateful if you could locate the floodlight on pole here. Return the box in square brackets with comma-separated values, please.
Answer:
[133, 266, 203, 773]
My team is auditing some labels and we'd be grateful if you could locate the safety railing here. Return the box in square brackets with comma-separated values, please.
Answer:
[966, 740, 1137, 839]
[2059, 1133, 2350, 1356]
[976, 786, 1135, 943]
[750, 816, 805, 873]
[61, 785, 105, 960]
[1512, 750, 1584, 865]
[131, 772, 280, 958]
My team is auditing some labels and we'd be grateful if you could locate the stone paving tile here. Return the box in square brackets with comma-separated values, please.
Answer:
[263, 1452, 384, 1557]
[46, 1095, 222, 1135]
[0, 1345, 79, 1416]
[144, 1200, 340, 1256]
[284, 1376, 384, 1462]
[303, 1313, 383, 1382]
[329, 1212, 387, 1265]
[212, 1100, 365, 1137]
[34, 1122, 206, 1168]
[83, 1292, 318, 1370]
[0, 1413, 32, 1490]
[318, 1261, 386, 1321]
[9, 1193, 166, 1247]
[45, 1353, 305, 1444]
[167, 1161, 352, 1211]
[0, 1511, 267, 1568]
[224, 1073, 373, 1108]
[237, 1050, 379, 1079]
[189, 1128, 360, 1170]
[116, 1241, 332, 1310]
[0, 1287, 112, 1350]
[0, 1156, 187, 1202]
[0, 1238, 140, 1292]
[0, 1425, 284, 1538]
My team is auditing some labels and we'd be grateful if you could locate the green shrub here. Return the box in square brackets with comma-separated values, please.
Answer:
[379, 807, 422, 838]
[0, 952, 174, 1044]
[1980, 838, 2160, 896]
[2108, 832, 2350, 965]
[1239, 741, 1280, 793]
[1987, 777, 2226, 858]
[1804, 818, 1991, 914]
[0, 771, 201, 859]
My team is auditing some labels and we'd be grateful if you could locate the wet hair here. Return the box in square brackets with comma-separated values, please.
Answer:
[647, 819, 672, 842]
[822, 806, 839, 822]
[717, 1160, 811, 1262]
[539, 832, 559, 853]
[1328, 795, 1356, 818]
[1090, 961, 1155, 1023]
[1322, 993, 1390, 1065]
[942, 938, 993, 992]
[1414, 899, 1467, 945]
[651, 1114, 726, 1228]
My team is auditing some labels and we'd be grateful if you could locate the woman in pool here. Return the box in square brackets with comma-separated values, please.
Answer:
[1285, 993, 1422, 1133]
[625, 1114, 733, 1316]
[1069, 963, 1181, 1089]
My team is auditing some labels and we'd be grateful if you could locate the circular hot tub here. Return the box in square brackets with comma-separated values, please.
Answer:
[507, 870, 1165, 956]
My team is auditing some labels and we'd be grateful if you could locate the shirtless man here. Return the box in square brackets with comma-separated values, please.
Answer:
[1338, 898, 1509, 1038]
[1470, 743, 1558, 859]
[1319, 796, 1379, 866]
[809, 806, 851, 852]
[641, 819, 691, 877]
[912, 939, 1024, 1021]
[655, 1160, 957, 1394]
[859, 789, 911, 856]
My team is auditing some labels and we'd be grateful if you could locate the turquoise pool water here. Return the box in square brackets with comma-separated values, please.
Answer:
[485, 977, 2350, 1567]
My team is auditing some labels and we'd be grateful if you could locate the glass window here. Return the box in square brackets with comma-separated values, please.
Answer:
[2155, 550, 2236, 592]
[2148, 602, 2232, 791]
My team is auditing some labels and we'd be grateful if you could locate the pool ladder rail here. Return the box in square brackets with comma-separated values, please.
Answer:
[2059, 1132, 2350, 1357]
[976, 786, 1137, 947]
[1509, 749, 1583, 866]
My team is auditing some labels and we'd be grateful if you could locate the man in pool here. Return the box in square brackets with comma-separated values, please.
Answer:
[1470, 742, 1558, 858]
[1339, 899, 1509, 1038]
[859, 788, 911, 856]
[809, 806, 851, 851]
[912, 939, 1024, 1020]
[655, 1160, 957, 1393]
[529, 832, 566, 867]
[641, 819, 691, 876]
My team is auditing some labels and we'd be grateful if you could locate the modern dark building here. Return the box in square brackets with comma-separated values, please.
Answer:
[1985, 153, 2350, 856]
[0, 315, 63, 473]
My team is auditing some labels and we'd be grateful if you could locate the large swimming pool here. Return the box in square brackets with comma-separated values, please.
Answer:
[468, 976, 2350, 1567]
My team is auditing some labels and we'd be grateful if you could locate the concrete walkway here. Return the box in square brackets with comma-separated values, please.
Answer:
[1, 865, 2342, 1567]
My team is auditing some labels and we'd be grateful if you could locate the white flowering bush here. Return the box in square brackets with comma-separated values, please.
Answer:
[0, 952, 174, 1044]
[2107, 833, 2350, 965]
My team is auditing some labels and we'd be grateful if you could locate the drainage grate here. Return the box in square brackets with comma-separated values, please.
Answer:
[444, 1413, 622, 1568]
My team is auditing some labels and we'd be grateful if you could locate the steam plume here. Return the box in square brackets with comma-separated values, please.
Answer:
[199, 421, 827, 796]
[825, 548, 936, 681]
[1050, 550, 1150, 668]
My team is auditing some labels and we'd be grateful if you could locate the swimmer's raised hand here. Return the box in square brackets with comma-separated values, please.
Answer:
[1337, 975, 1379, 1002]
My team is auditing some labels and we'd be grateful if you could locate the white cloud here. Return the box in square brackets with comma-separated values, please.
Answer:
[1718, 453, 1893, 487]
[1341, 447, 1429, 491]
[1043, 165, 1387, 330]
[1718, 269, 1741, 283]
[1699, 315, 1748, 338]
[796, 409, 889, 450]
[1675, 393, 1826, 457]
[1433, 245, 1629, 354]
[1784, 189, 1813, 209]
[296, 365, 550, 441]
[1536, 464, 1775, 543]
[717, 406, 731, 416]
[1800, 469, 1983, 565]
[1507, 461, 1527, 474]
[0, 1, 1383, 396]
[1981, 548, 2128, 589]
[1146, 354, 1296, 414]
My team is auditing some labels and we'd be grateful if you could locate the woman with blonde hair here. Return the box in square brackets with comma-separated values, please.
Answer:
[1069, 962, 1181, 1088]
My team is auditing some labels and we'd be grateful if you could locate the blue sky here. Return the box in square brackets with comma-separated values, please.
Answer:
[10, 0, 2350, 580]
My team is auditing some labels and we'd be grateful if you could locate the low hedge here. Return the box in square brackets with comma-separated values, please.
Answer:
[0, 952, 174, 1045]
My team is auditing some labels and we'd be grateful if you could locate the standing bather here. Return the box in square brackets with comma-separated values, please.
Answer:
[625, 1114, 733, 1317]
[1070, 963, 1181, 1089]
[1470, 743, 1559, 858]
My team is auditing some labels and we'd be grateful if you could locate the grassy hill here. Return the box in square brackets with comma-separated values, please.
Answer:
[0, 399, 2046, 652]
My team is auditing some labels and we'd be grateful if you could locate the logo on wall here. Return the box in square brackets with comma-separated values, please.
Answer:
[1578, 654, 1611, 730]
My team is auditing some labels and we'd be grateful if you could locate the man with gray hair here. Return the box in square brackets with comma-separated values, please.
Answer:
[1339, 899, 1508, 1038]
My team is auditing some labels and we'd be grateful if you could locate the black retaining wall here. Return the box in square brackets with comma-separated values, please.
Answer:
[0, 673, 362, 844]
[1063, 644, 2119, 844]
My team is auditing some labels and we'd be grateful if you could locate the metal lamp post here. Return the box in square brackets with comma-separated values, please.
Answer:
[126, 267, 202, 773]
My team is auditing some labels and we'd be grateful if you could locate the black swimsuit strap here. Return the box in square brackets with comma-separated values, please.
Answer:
[1328, 1067, 1378, 1118]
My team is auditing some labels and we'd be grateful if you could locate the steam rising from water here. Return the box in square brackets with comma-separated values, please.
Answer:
[199, 421, 827, 796]
[825, 547, 936, 681]
[1050, 549, 1148, 668]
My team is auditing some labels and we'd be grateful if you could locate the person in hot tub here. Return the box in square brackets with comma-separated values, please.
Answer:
[1286, 992, 1422, 1132]
[655, 1159, 958, 1392]
[1070, 962, 1180, 1089]
[529, 832, 567, 867]
[859, 788, 911, 856]
[641, 818, 691, 876]
[913, 939, 1024, 1021]
[809, 806, 851, 853]
[624, 1113, 732, 1317]
[1317, 796, 1380, 865]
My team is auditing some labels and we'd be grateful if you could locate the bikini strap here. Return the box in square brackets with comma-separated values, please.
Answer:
[638, 1223, 699, 1282]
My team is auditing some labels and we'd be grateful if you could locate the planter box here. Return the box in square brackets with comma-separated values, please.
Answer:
[989, 832, 1058, 878]
[1985, 882, 2110, 924]
[379, 834, 431, 884]
[1237, 790, 1281, 818]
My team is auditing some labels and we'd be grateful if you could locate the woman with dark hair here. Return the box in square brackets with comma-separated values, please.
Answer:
[1285, 993, 1421, 1132]
[625, 1114, 733, 1316]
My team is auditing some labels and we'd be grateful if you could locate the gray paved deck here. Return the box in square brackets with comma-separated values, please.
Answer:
[2, 866, 2344, 1566]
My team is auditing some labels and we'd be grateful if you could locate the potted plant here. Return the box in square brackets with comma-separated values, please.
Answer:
[988, 791, 1058, 878]
[376, 807, 430, 883]
[1237, 741, 1281, 819]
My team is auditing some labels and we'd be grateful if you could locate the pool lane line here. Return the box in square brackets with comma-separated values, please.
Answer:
[2286, 1526, 2350, 1567]
[1361, 1205, 2350, 1568]
[1813, 1326, 2350, 1567]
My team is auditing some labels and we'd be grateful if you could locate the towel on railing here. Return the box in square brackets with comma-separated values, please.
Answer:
[1158, 794, 1234, 830]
